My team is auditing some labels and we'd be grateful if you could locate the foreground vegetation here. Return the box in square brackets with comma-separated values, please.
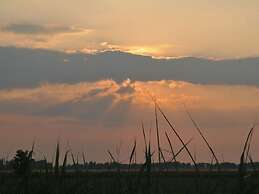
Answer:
[0, 102, 258, 194]
[1, 170, 259, 194]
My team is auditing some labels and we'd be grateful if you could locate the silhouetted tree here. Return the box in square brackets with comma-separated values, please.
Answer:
[12, 149, 34, 175]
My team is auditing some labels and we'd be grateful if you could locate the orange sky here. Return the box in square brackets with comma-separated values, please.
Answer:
[0, 80, 258, 162]
[0, 1, 259, 163]
[1, 0, 259, 58]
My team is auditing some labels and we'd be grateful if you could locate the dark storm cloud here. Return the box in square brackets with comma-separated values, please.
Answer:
[0, 47, 259, 89]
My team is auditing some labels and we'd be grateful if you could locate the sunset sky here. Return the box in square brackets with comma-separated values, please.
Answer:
[0, 1, 259, 163]
[1, 0, 259, 58]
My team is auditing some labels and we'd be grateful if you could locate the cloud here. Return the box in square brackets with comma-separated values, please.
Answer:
[0, 80, 135, 125]
[2, 23, 85, 35]
[0, 79, 258, 123]
[115, 79, 135, 95]
[0, 25, 93, 50]
[1, 47, 259, 89]
[0, 79, 259, 161]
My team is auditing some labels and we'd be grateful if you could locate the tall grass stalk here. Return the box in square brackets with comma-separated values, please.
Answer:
[238, 125, 255, 193]
[168, 138, 193, 162]
[61, 150, 69, 175]
[155, 104, 161, 164]
[155, 102, 198, 171]
[54, 141, 60, 176]
[129, 139, 136, 169]
[185, 109, 220, 169]
[165, 131, 177, 163]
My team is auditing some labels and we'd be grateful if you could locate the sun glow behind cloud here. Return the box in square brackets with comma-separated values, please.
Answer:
[123, 44, 178, 57]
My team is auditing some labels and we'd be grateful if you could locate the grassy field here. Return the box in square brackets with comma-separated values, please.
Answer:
[0, 171, 259, 194]
[0, 103, 257, 194]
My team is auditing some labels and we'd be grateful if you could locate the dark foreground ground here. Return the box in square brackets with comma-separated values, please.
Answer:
[0, 171, 259, 194]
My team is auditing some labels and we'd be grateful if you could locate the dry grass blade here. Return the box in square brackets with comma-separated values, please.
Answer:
[155, 104, 161, 164]
[54, 141, 60, 175]
[155, 102, 198, 171]
[142, 121, 147, 153]
[107, 150, 116, 163]
[238, 125, 255, 193]
[82, 152, 87, 166]
[245, 130, 254, 163]
[71, 152, 76, 166]
[28, 141, 35, 159]
[160, 149, 166, 164]
[240, 125, 255, 169]
[129, 139, 136, 165]
[61, 150, 69, 174]
[185, 109, 220, 168]
[146, 139, 152, 171]
[169, 138, 193, 162]
[165, 131, 177, 162]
